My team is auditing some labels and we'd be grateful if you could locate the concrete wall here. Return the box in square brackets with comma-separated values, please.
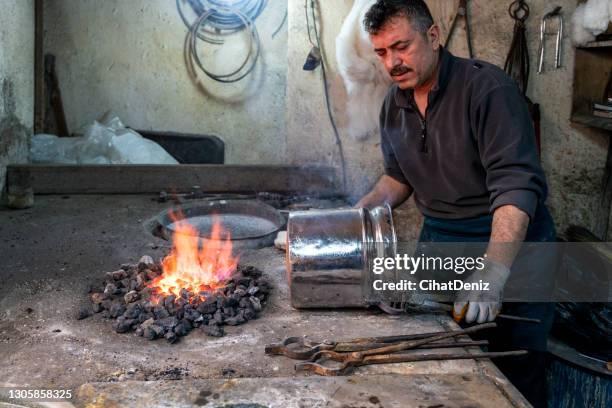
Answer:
[286, 0, 610, 240]
[42, 0, 610, 238]
[43, 0, 288, 164]
[0, 0, 34, 195]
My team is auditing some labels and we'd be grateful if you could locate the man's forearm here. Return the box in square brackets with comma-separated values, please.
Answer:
[355, 175, 412, 209]
[486, 204, 530, 268]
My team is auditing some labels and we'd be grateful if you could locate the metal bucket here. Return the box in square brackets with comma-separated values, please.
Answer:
[286, 204, 397, 308]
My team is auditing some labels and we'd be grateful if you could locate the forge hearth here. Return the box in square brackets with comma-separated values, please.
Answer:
[87, 214, 272, 342]
[89, 258, 271, 342]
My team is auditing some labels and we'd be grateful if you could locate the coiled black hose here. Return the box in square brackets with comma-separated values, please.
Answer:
[178, 0, 267, 44]
[179, 0, 263, 83]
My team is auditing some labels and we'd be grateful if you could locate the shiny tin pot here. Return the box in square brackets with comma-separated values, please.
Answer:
[286, 204, 397, 308]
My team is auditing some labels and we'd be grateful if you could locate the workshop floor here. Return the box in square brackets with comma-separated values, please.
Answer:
[0, 196, 527, 407]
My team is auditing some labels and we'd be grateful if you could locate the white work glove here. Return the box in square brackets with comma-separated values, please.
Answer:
[453, 259, 511, 324]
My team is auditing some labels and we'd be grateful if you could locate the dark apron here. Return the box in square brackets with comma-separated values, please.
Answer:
[418, 204, 556, 351]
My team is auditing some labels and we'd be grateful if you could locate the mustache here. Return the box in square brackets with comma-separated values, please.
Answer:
[389, 65, 412, 77]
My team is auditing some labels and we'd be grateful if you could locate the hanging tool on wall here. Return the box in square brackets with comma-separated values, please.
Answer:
[538, 6, 563, 74]
[504, 0, 541, 156]
[445, 0, 473, 58]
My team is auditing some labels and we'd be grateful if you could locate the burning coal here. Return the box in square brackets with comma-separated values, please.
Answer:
[87, 215, 271, 342]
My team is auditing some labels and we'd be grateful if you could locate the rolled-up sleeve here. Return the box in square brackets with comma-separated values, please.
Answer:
[473, 85, 547, 219]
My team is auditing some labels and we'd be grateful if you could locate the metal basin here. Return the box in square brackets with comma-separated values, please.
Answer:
[150, 199, 284, 249]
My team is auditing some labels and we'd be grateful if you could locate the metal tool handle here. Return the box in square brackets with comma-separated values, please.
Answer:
[296, 349, 528, 376]
[361, 349, 528, 366]
[334, 339, 488, 353]
[356, 322, 496, 359]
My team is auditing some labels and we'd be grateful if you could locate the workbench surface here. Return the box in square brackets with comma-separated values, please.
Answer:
[0, 195, 528, 407]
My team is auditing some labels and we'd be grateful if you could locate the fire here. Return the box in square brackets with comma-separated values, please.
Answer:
[148, 213, 238, 298]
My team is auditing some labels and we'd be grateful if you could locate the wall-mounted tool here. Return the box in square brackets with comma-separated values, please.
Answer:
[538, 6, 563, 73]
[504, 0, 541, 156]
[445, 0, 473, 58]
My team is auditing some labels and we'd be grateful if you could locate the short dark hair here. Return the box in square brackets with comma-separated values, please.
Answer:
[363, 0, 434, 36]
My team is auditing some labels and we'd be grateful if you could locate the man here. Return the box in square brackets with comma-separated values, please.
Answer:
[355, 1, 555, 406]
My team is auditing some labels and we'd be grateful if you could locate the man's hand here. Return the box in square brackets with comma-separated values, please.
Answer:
[453, 259, 511, 323]
[355, 175, 412, 209]
[454, 205, 529, 323]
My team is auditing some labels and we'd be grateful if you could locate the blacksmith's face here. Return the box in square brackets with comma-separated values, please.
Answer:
[370, 16, 440, 89]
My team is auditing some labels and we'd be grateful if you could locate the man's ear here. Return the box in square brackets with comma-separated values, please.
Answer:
[428, 24, 440, 50]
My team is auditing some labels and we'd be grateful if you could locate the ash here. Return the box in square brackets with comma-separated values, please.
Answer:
[88, 256, 272, 343]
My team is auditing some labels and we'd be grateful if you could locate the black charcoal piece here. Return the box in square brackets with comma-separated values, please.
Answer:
[129, 279, 139, 291]
[224, 310, 246, 326]
[238, 297, 251, 309]
[157, 316, 179, 330]
[109, 302, 126, 318]
[164, 295, 176, 309]
[138, 312, 154, 323]
[113, 316, 136, 333]
[145, 269, 158, 280]
[249, 297, 262, 312]
[165, 331, 178, 344]
[179, 288, 191, 299]
[222, 307, 236, 317]
[104, 283, 118, 296]
[222, 296, 238, 308]
[247, 286, 259, 296]
[243, 308, 256, 321]
[124, 290, 139, 303]
[216, 297, 224, 308]
[184, 308, 202, 322]
[257, 281, 272, 294]
[92, 303, 102, 313]
[197, 297, 217, 314]
[175, 297, 187, 308]
[233, 288, 247, 297]
[202, 324, 224, 337]
[174, 320, 192, 336]
[112, 270, 128, 281]
[124, 303, 142, 319]
[213, 309, 224, 324]
[153, 306, 170, 320]
[237, 277, 252, 287]
[76, 307, 91, 320]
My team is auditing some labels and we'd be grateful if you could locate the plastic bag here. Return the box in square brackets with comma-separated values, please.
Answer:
[30, 113, 178, 165]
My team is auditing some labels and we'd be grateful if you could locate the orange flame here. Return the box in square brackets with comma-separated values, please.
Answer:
[148, 212, 238, 298]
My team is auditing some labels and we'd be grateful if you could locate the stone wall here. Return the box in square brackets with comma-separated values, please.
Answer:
[0, 0, 34, 196]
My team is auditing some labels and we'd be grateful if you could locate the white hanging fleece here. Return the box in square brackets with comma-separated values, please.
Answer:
[336, 0, 392, 141]
[572, 0, 612, 46]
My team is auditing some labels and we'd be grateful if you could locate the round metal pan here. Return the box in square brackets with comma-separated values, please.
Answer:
[150, 199, 284, 249]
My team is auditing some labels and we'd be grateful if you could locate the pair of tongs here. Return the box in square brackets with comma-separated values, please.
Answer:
[267, 323, 527, 376]
[538, 6, 563, 73]
[265, 330, 488, 360]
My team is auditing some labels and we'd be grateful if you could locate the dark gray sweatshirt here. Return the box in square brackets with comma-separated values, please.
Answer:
[380, 47, 547, 220]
